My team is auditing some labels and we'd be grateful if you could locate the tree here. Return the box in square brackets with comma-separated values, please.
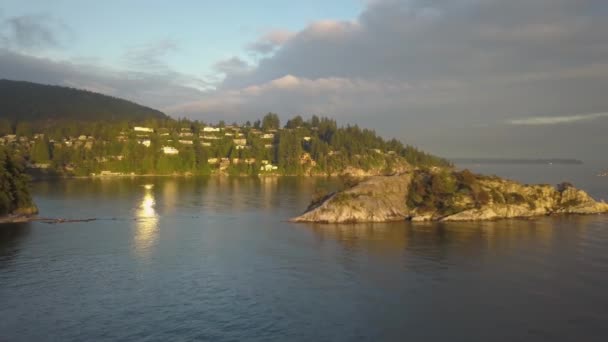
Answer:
[262, 113, 280, 131]
[31, 139, 51, 163]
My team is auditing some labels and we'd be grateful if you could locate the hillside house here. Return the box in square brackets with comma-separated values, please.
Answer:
[138, 139, 151, 147]
[233, 138, 247, 146]
[162, 146, 179, 155]
[134, 127, 154, 133]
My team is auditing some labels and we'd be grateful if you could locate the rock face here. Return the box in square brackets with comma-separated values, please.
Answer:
[291, 170, 608, 223]
[291, 173, 412, 223]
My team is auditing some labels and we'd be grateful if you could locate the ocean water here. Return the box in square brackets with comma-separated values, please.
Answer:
[1, 163, 607, 341]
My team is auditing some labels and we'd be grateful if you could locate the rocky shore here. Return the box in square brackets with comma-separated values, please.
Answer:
[0, 206, 39, 224]
[291, 169, 608, 223]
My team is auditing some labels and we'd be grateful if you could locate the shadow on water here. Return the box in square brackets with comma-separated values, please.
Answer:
[0, 223, 31, 269]
[303, 215, 600, 261]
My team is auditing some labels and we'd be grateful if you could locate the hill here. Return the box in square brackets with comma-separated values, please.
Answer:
[0, 112, 451, 177]
[0, 79, 167, 122]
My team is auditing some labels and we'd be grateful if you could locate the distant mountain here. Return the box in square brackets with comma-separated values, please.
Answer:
[0, 79, 167, 122]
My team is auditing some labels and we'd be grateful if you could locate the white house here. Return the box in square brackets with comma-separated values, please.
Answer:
[260, 164, 278, 172]
[261, 133, 274, 139]
[138, 139, 151, 147]
[303, 136, 312, 142]
[179, 140, 193, 145]
[162, 146, 179, 155]
[203, 127, 221, 132]
[134, 127, 154, 133]
[233, 138, 247, 146]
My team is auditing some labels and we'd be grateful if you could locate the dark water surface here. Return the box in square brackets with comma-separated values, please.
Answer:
[1, 163, 608, 341]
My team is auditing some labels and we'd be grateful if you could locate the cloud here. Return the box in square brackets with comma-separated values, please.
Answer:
[0, 13, 68, 50]
[247, 29, 295, 54]
[213, 56, 251, 75]
[122, 38, 178, 71]
[509, 112, 608, 126]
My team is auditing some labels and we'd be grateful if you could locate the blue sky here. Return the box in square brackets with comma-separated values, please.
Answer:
[2, 0, 362, 77]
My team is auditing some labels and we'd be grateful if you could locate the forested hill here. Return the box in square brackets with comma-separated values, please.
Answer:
[0, 79, 167, 122]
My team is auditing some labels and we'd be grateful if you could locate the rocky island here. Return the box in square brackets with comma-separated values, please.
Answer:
[292, 168, 608, 223]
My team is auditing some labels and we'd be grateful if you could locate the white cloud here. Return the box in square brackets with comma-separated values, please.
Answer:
[508, 112, 608, 126]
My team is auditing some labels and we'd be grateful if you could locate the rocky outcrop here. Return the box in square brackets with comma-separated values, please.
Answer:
[0, 205, 38, 224]
[291, 173, 412, 223]
[291, 170, 608, 223]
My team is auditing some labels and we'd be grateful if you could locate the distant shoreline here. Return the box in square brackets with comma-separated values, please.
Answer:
[451, 158, 584, 165]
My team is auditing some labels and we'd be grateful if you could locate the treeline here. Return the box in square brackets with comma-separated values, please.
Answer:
[0, 147, 35, 216]
[1, 113, 450, 177]
[0, 79, 167, 122]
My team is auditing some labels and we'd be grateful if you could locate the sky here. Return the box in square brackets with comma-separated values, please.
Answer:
[1, 0, 607, 159]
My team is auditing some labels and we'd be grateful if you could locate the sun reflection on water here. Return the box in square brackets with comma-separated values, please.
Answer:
[134, 186, 159, 258]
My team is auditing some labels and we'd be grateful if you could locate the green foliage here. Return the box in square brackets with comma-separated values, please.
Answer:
[0, 147, 34, 216]
[262, 113, 280, 131]
[0, 80, 450, 176]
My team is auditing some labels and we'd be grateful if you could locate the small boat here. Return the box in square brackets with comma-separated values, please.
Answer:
[597, 171, 608, 177]
[142, 184, 154, 190]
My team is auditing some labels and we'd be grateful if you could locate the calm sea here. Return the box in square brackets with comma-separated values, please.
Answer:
[1, 162, 608, 341]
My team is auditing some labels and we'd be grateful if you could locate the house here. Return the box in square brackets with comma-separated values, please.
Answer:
[261, 160, 269, 165]
[224, 132, 234, 137]
[264, 144, 273, 149]
[207, 158, 219, 164]
[233, 138, 247, 146]
[260, 164, 278, 172]
[179, 140, 193, 145]
[235, 145, 249, 150]
[134, 127, 154, 133]
[78, 135, 88, 141]
[201, 142, 212, 147]
[179, 132, 193, 137]
[201, 135, 220, 140]
[261, 133, 274, 139]
[138, 139, 151, 147]
[203, 126, 221, 132]
[303, 136, 312, 142]
[162, 146, 179, 155]
[244, 158, 256, 165]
